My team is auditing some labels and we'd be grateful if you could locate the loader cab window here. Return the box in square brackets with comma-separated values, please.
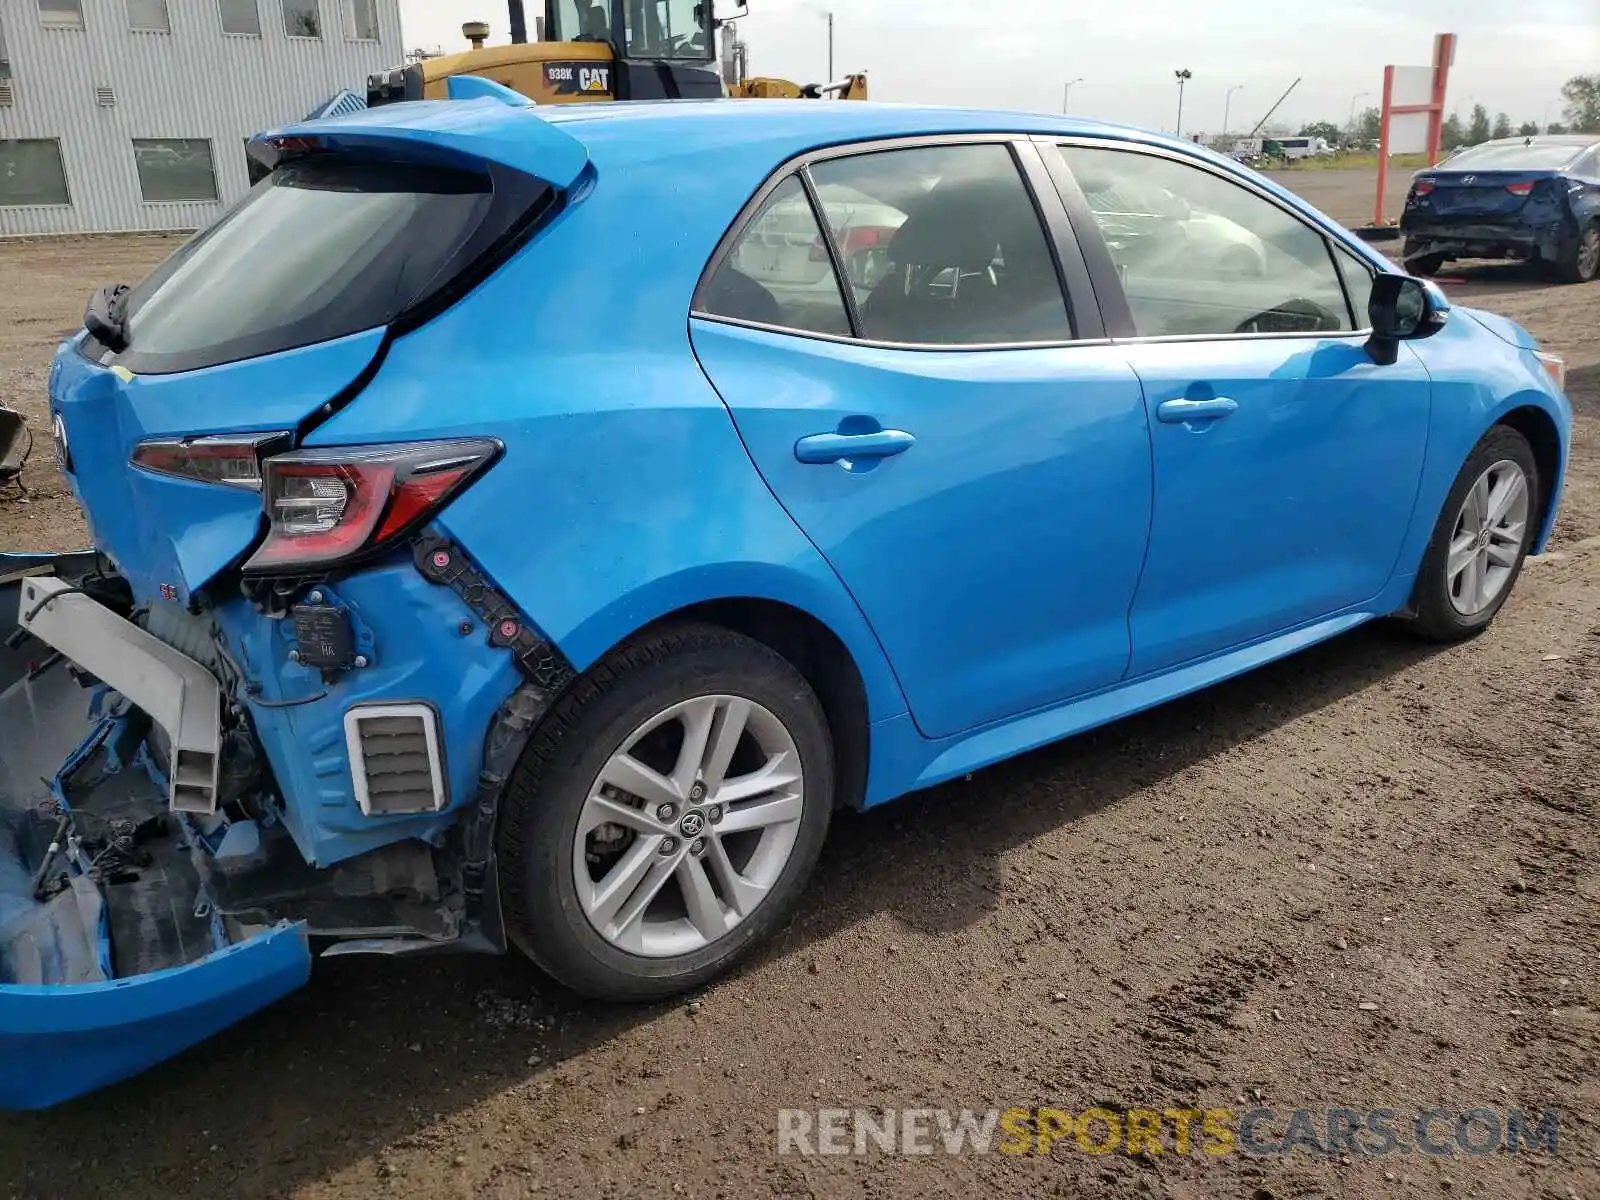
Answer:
[623, 0, 709, 61]
[551, 0, 611, 42]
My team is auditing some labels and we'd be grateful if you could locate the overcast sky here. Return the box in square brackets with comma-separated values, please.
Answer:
[397, 0, 1597, 135]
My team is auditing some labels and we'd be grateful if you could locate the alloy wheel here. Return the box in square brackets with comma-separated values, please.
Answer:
[1446, 458, 1530, 617]
[573, 695, 804, 958]
[1580, 226, 1600, 280]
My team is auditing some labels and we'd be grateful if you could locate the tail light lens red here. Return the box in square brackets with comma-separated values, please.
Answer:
[242, 439, 499, 572]
[1413, 180, 1436, 197]
[1504, 181, 1535, 196]
[809, 224, 897, 262]
[131, 432, 290, 490]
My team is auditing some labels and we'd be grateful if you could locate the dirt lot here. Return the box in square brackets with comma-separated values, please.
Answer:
[1, 198, 1598, 1200]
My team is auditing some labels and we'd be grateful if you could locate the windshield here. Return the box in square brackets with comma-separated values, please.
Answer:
[1440, 141, 1589, 171]
[114, 160, 493, 374]
[624, 0, 710, 60]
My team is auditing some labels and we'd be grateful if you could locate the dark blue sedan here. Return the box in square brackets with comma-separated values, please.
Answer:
[1402, 135, 1600, 282]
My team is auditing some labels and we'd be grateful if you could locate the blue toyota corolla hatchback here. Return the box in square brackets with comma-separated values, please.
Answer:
[0, 90, 1572, 1107]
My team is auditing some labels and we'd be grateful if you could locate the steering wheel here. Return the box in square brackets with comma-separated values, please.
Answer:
[1232, 297, 1342, 335]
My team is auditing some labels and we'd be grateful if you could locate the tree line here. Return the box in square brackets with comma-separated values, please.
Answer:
[1290, 73, 1599, 149]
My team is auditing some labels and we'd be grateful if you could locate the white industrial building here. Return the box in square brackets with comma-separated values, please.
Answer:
[0, 0, 402, 235]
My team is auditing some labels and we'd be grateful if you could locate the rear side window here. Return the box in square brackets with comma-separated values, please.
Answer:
[809, 144, 1072, 346]
[699, 175, 852, 337]
[116, 160, 496, 373]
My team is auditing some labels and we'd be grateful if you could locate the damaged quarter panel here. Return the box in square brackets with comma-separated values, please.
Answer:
[210, 561, 525, 868]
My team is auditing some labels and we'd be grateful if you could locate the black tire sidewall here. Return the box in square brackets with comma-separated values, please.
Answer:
[1410, 425, 1540, 640]
[499, 625, 834, 1000]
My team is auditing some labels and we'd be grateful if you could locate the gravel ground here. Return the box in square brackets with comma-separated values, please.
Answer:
[1, 182, 1597, 1200]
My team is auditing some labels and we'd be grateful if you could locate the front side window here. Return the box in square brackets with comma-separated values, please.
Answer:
[1060, 145, 1353, 338]
[39, 0, 85, 29]
[344, 0, 377, 39]
[132, 139, 219, 203]
[0, 140, 70, 206]
[218, 0, 261, 34]
[699, 175, 851, 337]
[127, 0, 170, 31]
[623, 0, 709, 60]
[282, 0, 320, 37]
[810, 143, 1072, 346]
[1332, 244, 1376, 329]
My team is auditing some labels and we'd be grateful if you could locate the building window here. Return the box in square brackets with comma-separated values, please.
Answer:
[0, 140, 71, 206]
[344, 0, 377, 40]
[39, 0, 86, 30]
[218, 0, 261, 35]
[132, 139, 220, 203]
[282, 0, 321, 37]
[127, 0, 170, 31]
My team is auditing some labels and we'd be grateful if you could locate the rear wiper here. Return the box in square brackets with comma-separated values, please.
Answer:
[83, 283, 131, 352]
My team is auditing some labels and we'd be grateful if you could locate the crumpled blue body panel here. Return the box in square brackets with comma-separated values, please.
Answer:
[0, 921, 310, 1110]
[0, 566, 312, 1110]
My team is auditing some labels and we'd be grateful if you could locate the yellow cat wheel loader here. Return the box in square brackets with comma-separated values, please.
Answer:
[365, 1, 868, 108]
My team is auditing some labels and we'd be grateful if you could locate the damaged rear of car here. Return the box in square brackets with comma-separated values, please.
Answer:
[0, 92, 590, 1109]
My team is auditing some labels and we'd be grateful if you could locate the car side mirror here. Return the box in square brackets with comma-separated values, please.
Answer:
[1366, 274, 1446, 365]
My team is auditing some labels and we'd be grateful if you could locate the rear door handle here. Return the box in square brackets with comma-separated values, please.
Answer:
[1156, 397, 1238, 424]
[794, 428, 916, 464]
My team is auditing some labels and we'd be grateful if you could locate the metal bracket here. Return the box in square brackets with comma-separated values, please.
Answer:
[18, 577, 221, 814]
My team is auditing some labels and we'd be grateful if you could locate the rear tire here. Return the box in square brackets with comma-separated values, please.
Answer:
[1401, 425, 1539, 643]
[1553, 219, 1600, 284]
[498, 622, 833, 1000]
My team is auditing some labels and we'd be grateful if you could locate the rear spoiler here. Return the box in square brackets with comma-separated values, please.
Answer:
[249, 78, 588, 191]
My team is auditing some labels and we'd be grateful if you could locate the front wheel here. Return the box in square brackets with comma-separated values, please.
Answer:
[1401, 425, 1539, 642]
[497, 623, 834, 1000]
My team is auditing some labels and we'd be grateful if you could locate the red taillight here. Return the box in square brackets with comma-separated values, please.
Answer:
[131, 432, 290, 490]
[242, 439, 498, 573]
[809, 224, 897, 262]
[1413, 179, 1436, 197]
[1504, 181, 1535, 196]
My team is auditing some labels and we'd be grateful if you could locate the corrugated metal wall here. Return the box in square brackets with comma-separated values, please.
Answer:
[0, 0, 402, 235]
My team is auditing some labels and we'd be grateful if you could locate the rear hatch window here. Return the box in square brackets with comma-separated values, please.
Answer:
[104, 160, 506, 375]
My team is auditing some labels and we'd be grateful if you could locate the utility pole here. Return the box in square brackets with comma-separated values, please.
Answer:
[826, 11, 834, 81]
[1063, 77, 1083, 114]
[1174, 68, 1192, 137]
[1348, 91, 1368, 139]
[1223, 84, 1243, 137]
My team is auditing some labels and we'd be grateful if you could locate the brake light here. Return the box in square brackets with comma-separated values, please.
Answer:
[131, 432, 290, 490]
[809, 225, 897, 262]
[243, 439, 498, 572]
[1504, 181, 1535, 196]
[1414, 179, 1436, 196]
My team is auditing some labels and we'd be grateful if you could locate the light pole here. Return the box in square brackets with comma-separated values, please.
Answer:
[1543, 100, 1554, 133]
[1174, 68, 1192, 137]
[1348, 90, 1368, 139]
[825, 11, 833, 81]
[1062, 76, 1083, 115]
[1222, 84, 1243, 138]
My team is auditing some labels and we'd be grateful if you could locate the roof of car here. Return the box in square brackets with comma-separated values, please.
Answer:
[534, 98, 1146, 160]
[1464, 134, 1600, 148]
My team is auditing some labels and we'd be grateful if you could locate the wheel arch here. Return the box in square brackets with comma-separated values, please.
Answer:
[644, 598, 873, 811]
[554, 568, 910, 812]
[1495, 402, 1566, 552]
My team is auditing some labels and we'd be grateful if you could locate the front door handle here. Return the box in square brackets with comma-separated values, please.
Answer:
[1156, 397, 1238, 424]
[794, 428, 916, 465]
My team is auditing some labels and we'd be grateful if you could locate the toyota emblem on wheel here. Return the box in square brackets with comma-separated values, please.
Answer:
[679, 810, 706, 838]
